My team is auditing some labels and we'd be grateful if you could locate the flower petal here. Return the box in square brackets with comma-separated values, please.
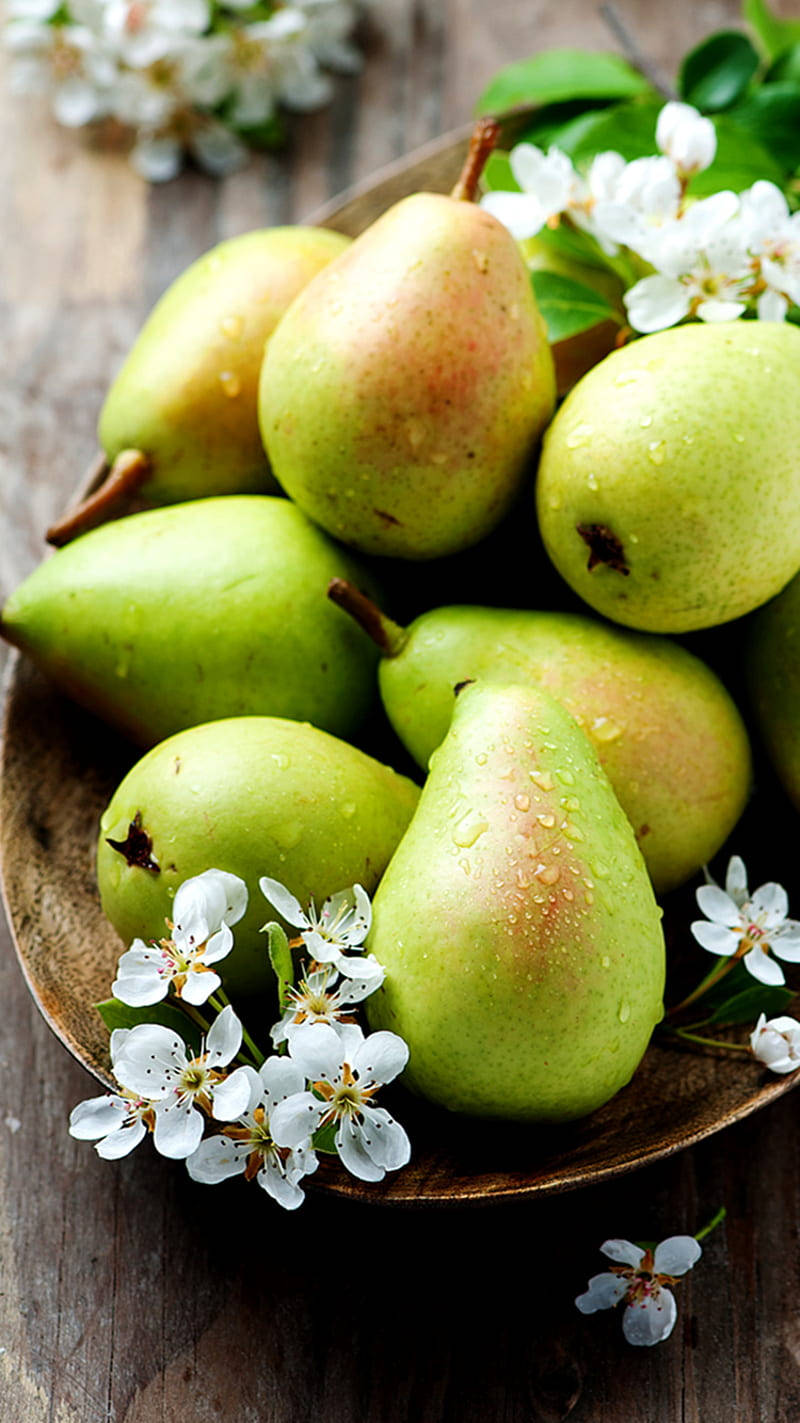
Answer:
[336, 953, 384, 988]
[186, 1134, 248, 1184]
[601, 1239, 645, 1268]
[624, 275, 690, 334]
[69, 1095, 127, 1141]
[270, 1092, 327, 1148]
[622, 1288, 677, 1346]
[258, 1152, 307, 1210]
[480, 189, 548, 241]
[749, 882, 789, 927]
[259, 1056, 306, 1111]
[212, 1066, 254, 1121]
[201, 924, 233, 965]
[743, 946, 786, 986]
[287, 1021, 349, 1082]
[725, 856, 749, 907]
[180, 968, 221, 1005]
[653, 1236, 702, 1276]
[352, 1031, 409, 1087]
[335, 1116, 386, 1182]
[112, 1025, 187, 1098]
[153, 1101, 205, 1160]
[690, 920, 740, 956]
[358, 1105, 411, 1171]
[206, 1004, 242, 1067]
[696, 885, 740, 925]
[96, 1118, 147, 1160]
[575, 1272, 628, 1313]
[259, 876, 310, 929]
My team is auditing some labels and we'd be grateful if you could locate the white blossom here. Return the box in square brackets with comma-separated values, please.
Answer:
[112, 869, 247, 1007]
[112, 1005, 252, 1159]
[271, 962, 383, 1047]
[691, 856, 800, 987]
[271, 1022, 411, 1183]
[260, 877, 380, 984]
[751, 1013, 800, 1074]
[187, 1058, 318, 1209]
[480, 143, 579, 240]
[576, 1236, 701, 1346]
[69, 1029, 158, 1158]
[5, 16, 115, 126]
[656, 100, 717, 177]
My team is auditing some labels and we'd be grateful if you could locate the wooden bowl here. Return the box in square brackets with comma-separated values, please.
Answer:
[2, 127, 798, 1207]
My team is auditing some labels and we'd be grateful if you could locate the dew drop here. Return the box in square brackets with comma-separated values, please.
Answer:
[565, 422, 594, 449]
[270, 753, 290, 770]
[218, 370, 241, 398]
[557, 769, 575, 785]
[639, 414, 652, 428]
[536, 812, 555, 828]
[601, 954, 611, 968]
[340, 802, 356, 818]
[452, 812, 489, 848]
[591, 716, 623, 743]
[514, 793, 530, 812]
[647, 439, 666, 465]
[530, 769, 554, 792]
[535, 864, 560, 886]
[475, 753, 488, 766]
[618, 999, 631, 1023]
[220, 314, 243, 340]
[587, 472, 599, 491]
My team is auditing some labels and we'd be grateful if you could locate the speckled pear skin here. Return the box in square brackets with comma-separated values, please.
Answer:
[1, 497, 380, 746]
[378, 605, 752, 893]
[747, 572, 800, 808]
[99, 227, 350, 504]
[366, 684, 665, 1122]
[96, 717, 420, 997]
[259, 194, 556, 559]
[536, 322, 800, 633]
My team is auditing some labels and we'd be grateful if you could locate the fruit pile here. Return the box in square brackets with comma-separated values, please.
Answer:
[4, 121, 800, 1131]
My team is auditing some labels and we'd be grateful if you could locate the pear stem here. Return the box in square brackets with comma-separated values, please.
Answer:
[327, 578, 408, 657]
[46, 448, 151, 547]
[450, 119, 501, 203]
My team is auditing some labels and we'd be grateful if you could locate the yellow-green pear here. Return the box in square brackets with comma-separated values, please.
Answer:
[328, 583, 751, 893]
[258, 125, 555, 559]
[2, 498, 380, 746]
[537, 322, 800, 632]
[97, 227, 350, 506]
[97, 716, 420, 996]
[366, 683, 665, 1121]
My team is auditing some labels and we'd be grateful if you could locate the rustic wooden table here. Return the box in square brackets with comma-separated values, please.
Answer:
[2, 2, 800, 1418]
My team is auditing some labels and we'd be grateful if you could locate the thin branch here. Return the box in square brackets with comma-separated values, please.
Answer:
[599, 3, 678, 101]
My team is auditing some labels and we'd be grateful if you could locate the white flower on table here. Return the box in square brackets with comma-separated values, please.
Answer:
[5, 8, 115, 128]
[112, 1004, 252, 1159]
[187, 1058, 318, 1209]
[112, 869, 248, 1008]
[691, 855, 800, 987]
[656, 100, 717, 179]
[751, 1013, 800, 1074]
[100, 0, 210, 69]
[68, 1029, 158, 1158]
[271, 1022, 411, 1183]
[271, 963, 384, 1047]
[260, 877, 381, 985]
[576, 1236, 702, 1346]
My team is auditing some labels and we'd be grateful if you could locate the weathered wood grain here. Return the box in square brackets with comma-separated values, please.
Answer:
[2, 1, 800, 1419]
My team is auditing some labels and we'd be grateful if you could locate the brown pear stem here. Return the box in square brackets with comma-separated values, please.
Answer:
[327, 578, 408, 657]
[46, 448, 152, 547]
[450, 119, 501, 203]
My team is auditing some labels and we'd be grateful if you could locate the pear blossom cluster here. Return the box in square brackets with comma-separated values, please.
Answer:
[482, 100, 800, 334]
[69, 869, 410, 1208]
[4, 0, 365, 181]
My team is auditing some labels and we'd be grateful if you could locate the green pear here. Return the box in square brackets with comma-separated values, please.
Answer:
[1, 497, 380, 746]
[328, 584, 751, 893]
[366, 683, 665, 1121]
[536, 322, 800, 632]
[97, 716, 420, 996]
[747, 571, 800, 808]
[258, 129, 556, 559]
[98, 227, 350, 505]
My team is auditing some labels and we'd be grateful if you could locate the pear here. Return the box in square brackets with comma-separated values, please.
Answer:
[258, 123, 556, 559]
[94, 226, 349, 507]
[747, 571, 800, 808]
[536, 322, 800, 632]
[366, 683, 665, 1121]
[96, 716, 420, 996]
[329, 583, 751, 893]
[2, 498, 380, 746]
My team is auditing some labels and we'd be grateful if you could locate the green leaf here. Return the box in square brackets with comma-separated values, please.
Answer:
[766, 43, 800, 84]
[706, 985, 795, 1026]
[95, 997, 202, 1051]
[727, 84, 800, 170]
[265, 921, 294, 1011]
[311, 1120, 338, 1155]
[482, 151, 519, 193]
[689, 112, 785, 191]
[530, 270, 619, 344]
[744, 0, 800, 61]
[679, 31, 760, 112]
[475, 49, 649, 116]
